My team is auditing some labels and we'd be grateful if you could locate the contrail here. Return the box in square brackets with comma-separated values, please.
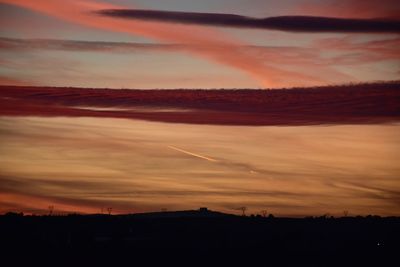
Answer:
[167, 145, 218, 162]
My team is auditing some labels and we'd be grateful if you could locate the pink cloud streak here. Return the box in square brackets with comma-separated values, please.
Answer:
[0, 0, 322, 87]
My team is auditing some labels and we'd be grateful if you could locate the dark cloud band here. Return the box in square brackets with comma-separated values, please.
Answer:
[96, 9, 400, 33]
[0, 82, 399, 126]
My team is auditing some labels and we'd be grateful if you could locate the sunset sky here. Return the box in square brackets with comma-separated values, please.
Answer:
[0, 0, 399, 217]
[0, 0, 399, 88]
[1, 117, 399, 216]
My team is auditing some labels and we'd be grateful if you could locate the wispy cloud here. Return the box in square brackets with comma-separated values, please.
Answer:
[97, 9, 400, 33]
[0, 37, 322, 62]
[0, 75, 32, 86]
[314, 36, 400, 63]
[0, 37, 317, 58]
[1, 1, 397, 88]
[2, 37, 394, 85]
[0, 37, 184, 52]
[1, 116, 399, 216]
[0, 0, 320, 87]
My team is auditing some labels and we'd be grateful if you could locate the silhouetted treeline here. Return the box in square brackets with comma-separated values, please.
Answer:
[1, 210, 399, 266]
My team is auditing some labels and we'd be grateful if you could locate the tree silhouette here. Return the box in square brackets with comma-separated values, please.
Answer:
[107, 207, 112, 215]
[48, 205, 54, 216]
[261, 210, 268, 217]
[239, 206, 247, 216]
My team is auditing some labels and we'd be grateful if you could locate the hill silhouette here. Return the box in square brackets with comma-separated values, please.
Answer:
[125, 208, 234, 218]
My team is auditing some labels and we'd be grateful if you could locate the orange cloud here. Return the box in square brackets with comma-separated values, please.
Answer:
[0, 0, 321, 87]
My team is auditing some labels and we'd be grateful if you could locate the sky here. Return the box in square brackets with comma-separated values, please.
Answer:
[0, 1, 399, 217]
[0, 0, 399, 88]
[1, 117, 399, 216]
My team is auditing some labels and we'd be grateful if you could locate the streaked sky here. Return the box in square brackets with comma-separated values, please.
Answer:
[0, 0, 399, 88]
[0, 1, 399, 217]
[1, 117, 399, 216]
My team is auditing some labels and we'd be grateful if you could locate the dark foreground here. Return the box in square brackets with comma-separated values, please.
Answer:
[1, 211, 399, 266]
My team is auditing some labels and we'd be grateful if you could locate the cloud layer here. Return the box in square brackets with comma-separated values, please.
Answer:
[98, 9, 400, 33]
[296, 0, 400, 19]
[0, 0, 317, 87]
[0, 37, 185, 52]
[1, 82, 399, 126]
[1, 116, 399, 216]
[2, 36, 398, 88]
[1, 1, 398, 88]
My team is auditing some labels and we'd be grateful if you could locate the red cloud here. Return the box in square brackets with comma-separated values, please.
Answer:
[1, 83, 399, 126]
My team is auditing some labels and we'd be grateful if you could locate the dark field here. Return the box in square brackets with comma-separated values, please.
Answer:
[1, 211, 399, 266]
[1, 81, 399, 126]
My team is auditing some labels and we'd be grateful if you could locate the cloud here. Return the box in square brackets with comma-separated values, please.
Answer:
[0, 37, 365, 87]
[1, 82, 399, 126]
[0, 174, 336, 215]
[0, 37, 322, 67]
[309, 36, 400, 72]
[1, 1, 395, 88]
[0, 37, 185, 53]
[0, 75, 32, 86]
[315, 36, 400, 61]
[97, 9, 400, 33]
[1, 37, 383, 85]
[0, 0, 323, 88]
[295, 0, 400, 19]
[0, 37, 315, 58]
[1, 116, 399, 216]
